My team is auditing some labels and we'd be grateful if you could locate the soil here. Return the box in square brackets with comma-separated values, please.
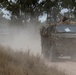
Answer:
[45, 59, 76, 75]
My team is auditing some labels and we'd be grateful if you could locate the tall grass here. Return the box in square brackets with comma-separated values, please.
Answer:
[0, 45, 66, 75]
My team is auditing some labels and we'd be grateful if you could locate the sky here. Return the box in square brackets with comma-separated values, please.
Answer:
[1, 8, 11, 20]
[60, 8, 69, 14]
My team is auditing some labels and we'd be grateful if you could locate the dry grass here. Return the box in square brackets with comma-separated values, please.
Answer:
[0, 45, 66, 75]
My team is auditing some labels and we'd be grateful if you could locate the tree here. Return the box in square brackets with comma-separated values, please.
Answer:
[0, 0, 76, 23]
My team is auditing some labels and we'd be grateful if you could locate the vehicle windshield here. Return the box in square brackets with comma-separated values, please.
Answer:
[56, 24, 76, 33]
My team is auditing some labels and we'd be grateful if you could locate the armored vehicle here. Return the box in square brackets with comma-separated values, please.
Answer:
[40, 24, 76, 61]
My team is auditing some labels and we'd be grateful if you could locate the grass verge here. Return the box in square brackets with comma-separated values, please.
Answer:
[0, 45, 66, 75]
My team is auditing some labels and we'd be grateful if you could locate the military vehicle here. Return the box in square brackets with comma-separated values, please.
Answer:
[40, 23, 76, 61]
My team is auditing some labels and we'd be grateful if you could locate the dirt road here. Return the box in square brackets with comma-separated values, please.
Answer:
[45, 61, 76, 75]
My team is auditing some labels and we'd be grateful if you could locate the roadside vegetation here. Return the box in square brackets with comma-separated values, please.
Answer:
[0, 45, 66, 75]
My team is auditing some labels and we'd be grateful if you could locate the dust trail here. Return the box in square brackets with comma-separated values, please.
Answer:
[0, 20, 41, 55]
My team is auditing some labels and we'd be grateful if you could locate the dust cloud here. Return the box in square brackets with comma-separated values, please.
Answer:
[0, 20, 41, 55]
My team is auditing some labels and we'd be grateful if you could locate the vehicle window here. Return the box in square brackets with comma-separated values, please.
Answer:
[56, 24, 76, 32]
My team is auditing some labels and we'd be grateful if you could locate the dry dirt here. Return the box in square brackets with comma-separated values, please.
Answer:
[45, 60, 76, 75]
